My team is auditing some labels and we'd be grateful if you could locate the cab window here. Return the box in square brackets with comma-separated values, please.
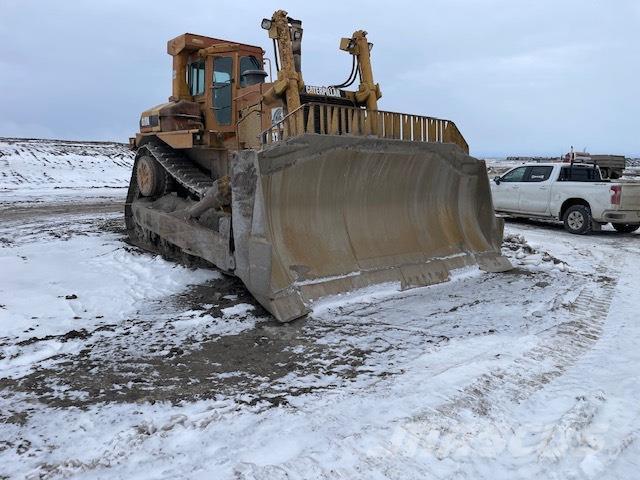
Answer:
[559, 166, 601, 182]
[213, 56, 233, 125]
[524, 166, 553, 182]
[501, 166, 527, 182]
[239, 55, 266, 87]
[188, 61, 205, 96]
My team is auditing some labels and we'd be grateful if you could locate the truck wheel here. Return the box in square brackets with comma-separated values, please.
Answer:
[612, 224, 640, 233]
[563, 205, 592, 234]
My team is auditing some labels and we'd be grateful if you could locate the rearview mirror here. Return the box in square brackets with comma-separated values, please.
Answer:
[493, 176, 501, 185]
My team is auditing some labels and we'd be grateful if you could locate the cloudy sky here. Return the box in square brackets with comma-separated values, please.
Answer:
[1, 0, 638, 156]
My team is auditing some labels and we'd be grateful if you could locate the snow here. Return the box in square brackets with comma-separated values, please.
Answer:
[0, 211, 221, 379]
[4, 216, 639, 479]
[221, 303, 255, 317]
[172, 308, 258, 338]
[0, 137, 133, 203]
[1, 140, 640, 479]
[0, 215, 217, 343]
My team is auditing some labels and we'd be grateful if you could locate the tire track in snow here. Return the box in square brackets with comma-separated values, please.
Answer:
[400, 268, 617, 458]
[521, 258, 640, 476]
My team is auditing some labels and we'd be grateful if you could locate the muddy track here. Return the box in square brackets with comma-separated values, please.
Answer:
[0, 200, 123, 221]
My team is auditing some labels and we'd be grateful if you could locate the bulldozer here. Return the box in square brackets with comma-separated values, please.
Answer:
[125, 10, 511, 322]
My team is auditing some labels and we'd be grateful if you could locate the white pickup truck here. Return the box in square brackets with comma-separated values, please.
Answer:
[491, 163, 640, 234]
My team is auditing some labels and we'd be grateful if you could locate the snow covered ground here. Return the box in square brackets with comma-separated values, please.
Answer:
[1, 141, 640, 479]
[2, 208, 639, 479]
[0, 138, 133, 204]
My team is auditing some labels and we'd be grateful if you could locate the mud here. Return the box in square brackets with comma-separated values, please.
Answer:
[0, 273, 372, 410]
[0, 200, 123, 220]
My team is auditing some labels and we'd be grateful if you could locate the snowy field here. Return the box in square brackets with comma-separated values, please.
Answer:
[1, 142, 640, 479]
[0, 138, 133, 205]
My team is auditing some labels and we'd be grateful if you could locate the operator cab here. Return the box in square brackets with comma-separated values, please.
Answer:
[172, 35, 267, 129]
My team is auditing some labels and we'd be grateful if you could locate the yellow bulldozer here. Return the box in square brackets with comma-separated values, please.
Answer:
[125, 10, 511, 322]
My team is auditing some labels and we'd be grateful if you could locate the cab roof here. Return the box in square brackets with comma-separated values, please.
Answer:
[167, 33, 263, 56]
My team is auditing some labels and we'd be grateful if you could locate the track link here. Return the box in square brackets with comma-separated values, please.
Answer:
[143, 141, 215, 198]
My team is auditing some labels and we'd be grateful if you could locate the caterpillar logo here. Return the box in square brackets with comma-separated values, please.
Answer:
[304, 85, 342, 98]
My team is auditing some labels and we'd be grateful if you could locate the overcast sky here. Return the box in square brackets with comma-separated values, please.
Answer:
[1, 0, 638, 156]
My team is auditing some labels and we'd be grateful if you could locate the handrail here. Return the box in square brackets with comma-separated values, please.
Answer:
[260, 102, 469, 153]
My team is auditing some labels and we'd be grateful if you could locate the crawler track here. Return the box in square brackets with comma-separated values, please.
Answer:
[142, 141, 215, 197]
[124, 139, 217, 267]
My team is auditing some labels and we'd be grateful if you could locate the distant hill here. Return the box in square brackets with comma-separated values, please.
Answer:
[2, 138, 637, 204]
[0, 138, 134, 201]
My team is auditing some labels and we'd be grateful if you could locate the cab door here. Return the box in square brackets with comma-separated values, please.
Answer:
[492, 166, 527, 212]
[212, 56, 235, 129]
[517, 165, 553, 214]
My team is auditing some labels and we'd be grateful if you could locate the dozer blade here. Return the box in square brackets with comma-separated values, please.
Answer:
[232, 134, 512, 322]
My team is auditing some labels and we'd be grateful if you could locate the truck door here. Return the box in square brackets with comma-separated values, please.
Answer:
[518, 165, 553, 214]
[492, 166, 527, 211]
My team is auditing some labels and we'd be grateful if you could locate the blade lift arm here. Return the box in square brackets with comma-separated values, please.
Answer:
[339, 31, 382, 110]
[261, 10, 304, 112]
[261, 10, 381, 112]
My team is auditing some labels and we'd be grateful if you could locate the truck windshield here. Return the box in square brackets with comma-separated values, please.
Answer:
[558, 166, 601, 182]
